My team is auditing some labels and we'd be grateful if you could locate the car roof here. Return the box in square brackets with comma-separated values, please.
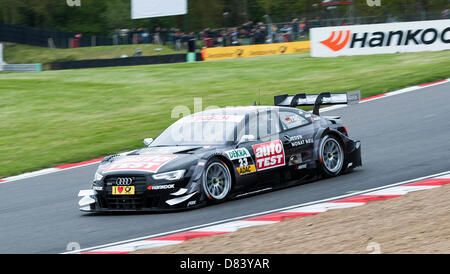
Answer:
[192, 106, 300, 116]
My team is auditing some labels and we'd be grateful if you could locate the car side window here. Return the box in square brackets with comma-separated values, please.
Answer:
[280, 110, 309, 130]
[257, 110, 281, 139]
[236, 109, 281, 141]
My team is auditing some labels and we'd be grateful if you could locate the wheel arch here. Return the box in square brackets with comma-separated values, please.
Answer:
[202, 153, 237, 188]
[213, 154, 237, 188]
[314, 127, 347, 163]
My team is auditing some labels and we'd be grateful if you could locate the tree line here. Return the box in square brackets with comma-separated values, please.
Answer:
[0, 0, 448, 36]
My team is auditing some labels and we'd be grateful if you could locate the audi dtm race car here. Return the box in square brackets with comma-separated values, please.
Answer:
[78, 91, 362, 212]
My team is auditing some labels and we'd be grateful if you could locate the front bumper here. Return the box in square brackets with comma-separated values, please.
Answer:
[346, 140, 362, 169]
[79, 160, 210, 213]
[78, 188, 202, 213]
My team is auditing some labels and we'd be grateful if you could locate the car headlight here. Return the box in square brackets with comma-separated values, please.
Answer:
[152, 170, 185, 181]
[94, 172, 103, 182]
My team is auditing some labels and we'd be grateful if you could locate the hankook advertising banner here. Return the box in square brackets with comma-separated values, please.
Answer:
[311, 19, 450, 57]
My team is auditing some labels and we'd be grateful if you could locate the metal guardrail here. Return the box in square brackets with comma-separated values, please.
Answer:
[2, 64, 42, 72]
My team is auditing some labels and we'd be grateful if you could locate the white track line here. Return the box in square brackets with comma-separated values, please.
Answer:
[0, 151, 134, 185]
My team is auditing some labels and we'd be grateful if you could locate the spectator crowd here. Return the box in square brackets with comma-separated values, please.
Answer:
[198, 18, 308, 48]
[113, 27, 197, 51]
[112, 18, 310, 51]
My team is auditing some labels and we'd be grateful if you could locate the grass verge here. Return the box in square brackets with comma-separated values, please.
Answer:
[3, 43, 184, 64]
[0, 51, 449, 177]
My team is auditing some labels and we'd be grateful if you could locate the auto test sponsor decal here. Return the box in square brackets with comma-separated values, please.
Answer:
[252, 140, 285, 171]
[102, 155, 177, 174]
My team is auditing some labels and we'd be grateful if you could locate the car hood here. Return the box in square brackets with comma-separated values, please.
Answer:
[96, 145, 220, 176]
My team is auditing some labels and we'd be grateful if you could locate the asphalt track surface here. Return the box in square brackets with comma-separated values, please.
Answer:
[0, 82, 449, 253]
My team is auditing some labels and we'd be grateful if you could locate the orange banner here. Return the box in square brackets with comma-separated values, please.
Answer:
[201, 41, 310, 61]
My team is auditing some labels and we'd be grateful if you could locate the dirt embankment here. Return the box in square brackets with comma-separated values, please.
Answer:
[135, 184, 450, 254]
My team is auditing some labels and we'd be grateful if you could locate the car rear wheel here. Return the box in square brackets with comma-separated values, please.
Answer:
[319, 135, 345, 177]
[202, 158, 232, 203]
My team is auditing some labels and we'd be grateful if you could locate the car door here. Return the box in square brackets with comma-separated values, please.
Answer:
[229, 111, 265, 192]
[278, 109, 315, 170]
[248, 109, 286, 188]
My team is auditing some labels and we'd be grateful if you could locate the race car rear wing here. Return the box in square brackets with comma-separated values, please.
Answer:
[274, 90, 360, 116]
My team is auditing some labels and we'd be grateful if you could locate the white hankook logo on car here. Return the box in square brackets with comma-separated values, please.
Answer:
[149, 184, 175, 190]
[115, 177, 133, 186]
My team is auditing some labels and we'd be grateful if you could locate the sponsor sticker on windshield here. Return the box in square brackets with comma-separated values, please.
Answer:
[252, 140, 285, 171]
[102, 155, 177, 174]
[192, 115, 244, 123]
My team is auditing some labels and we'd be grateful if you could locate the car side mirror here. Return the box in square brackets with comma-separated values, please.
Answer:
[236, 134, 256, 148]
[143, 138, 154, 146]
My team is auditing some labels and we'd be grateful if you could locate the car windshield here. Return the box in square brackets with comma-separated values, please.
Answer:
[150, 114, 244, 146]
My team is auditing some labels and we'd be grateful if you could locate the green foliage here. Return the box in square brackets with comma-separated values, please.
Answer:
[1, 0, 448, 36]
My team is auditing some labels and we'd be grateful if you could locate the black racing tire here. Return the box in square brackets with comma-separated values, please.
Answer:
[202, 158, 233, 203]
[318, 135, 345, 177]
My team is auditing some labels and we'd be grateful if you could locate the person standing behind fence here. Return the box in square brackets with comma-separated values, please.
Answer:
[443, 8, 450, 19]
[181, 33, 189, 50]
[280, 24, 291, 42]
[120, 29, 128, 45]
[271, 25, 279, 43]
[128, 29, 135, 44]
[113, 29, 120, 45]
[291, 18, 299, 41]
[220, 30, 228, 47]
[188, 32, 196, 52]
[175, 29, 183, 51]
[153, 27, 162, 45]
[254, 27, 266, 44]
[161, 28, 168, 45]
[299, 18, 307, 38]
[142, 28, 150, 44]
[169, 28, 176, 47]
[231, 28, 239, 46]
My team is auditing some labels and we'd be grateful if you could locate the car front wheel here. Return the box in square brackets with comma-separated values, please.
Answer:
[202, 158, 232, 203]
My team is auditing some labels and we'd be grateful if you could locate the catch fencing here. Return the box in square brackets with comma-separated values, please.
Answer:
[0, 23, 113, 49]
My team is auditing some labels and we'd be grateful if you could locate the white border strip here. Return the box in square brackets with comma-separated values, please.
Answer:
[0, 150, 135, 185]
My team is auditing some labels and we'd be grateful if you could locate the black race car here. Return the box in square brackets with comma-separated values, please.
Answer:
[78, 91, 362, 212]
